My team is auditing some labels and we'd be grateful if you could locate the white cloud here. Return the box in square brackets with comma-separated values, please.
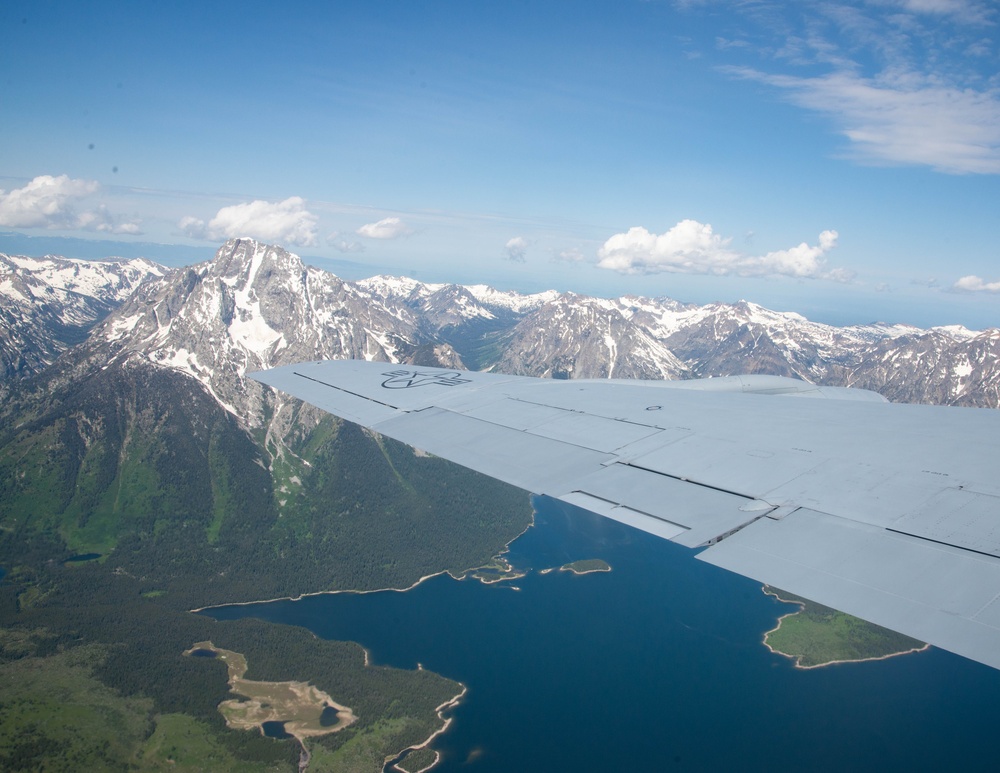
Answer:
[895, 0, 993, 22]
[356, 217, 412, 239]
[695, 0, 1000, 174]
[0, 174, 142, 234]
[953, 275, 1000, 292]
[728, 67, 1000, 174]
[504, 236, 529, 262]
[181, 196, 318, 247]
[553, 247, 585, 263]
[326, 232, 365, 253]
[597, 219, 849, 281]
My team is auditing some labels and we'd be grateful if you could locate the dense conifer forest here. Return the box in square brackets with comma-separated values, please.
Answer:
[0, 359, 532, 771]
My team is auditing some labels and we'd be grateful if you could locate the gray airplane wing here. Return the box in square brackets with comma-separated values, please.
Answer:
[251, 359, 1000, 670]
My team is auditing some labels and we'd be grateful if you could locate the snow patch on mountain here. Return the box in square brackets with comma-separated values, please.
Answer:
[465, 284, 560, 313]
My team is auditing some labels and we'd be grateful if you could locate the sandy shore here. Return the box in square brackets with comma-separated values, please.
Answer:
[191, 510, 538, 613]
[385, 684, 468, 773]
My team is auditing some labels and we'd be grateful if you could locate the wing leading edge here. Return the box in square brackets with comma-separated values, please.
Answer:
[251, 359, 1000, 670]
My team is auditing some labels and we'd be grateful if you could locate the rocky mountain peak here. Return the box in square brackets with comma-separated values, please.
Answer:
[81, 239, 465, 427]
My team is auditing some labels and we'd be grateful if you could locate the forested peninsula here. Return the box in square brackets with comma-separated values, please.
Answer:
[0, 381, 532, 773]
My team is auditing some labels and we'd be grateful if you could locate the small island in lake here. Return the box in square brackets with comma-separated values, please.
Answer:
[559, 559, 611, 575]
[763, 587, 928, 668]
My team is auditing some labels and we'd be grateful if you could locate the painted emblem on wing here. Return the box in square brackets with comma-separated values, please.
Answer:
[380, 369, 473, 389]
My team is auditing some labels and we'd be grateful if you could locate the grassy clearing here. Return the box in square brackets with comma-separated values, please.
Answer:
[137, 713, 286, 772]
[187, 642, 357, 740]
[0, 643, 153, 771]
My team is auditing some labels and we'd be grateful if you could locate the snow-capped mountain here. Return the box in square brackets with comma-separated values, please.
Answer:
[84, 240, 464, 425]
[494, 293, 692, 380]
[0, 252, 161, 380]
[850, 327, 1000, 407]
[8, 238, 1000, 416]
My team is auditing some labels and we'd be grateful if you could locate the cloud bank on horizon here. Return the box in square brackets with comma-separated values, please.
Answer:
[0, 175, 141, 235]
[2, 0, 999, 326]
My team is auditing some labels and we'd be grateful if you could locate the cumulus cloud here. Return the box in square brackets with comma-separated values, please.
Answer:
[597, 219, 849, 281]
[0, 174, 142, 234]
[953, 275, 1000, 292]
[504, 236, 529, 262]
[181, 196, 318, 247]
[356, 217, 412, 239]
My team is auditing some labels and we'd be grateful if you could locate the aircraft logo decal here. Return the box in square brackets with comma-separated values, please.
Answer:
[381, 369, 473, 389]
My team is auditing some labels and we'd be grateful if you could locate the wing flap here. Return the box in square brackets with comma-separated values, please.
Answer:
[558, 492, 689, 541]
[626, 435, 822, 499]
[552, 462, 768, 548]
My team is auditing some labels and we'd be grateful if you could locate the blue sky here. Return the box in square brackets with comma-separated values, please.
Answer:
[2, 0, 999, 328]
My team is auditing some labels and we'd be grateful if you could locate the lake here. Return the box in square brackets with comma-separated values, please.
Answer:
[203, 496, 1000, 771]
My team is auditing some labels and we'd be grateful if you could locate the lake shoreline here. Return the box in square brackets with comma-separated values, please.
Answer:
[762, 587, 931, 669]
[190, 511, 539, 614]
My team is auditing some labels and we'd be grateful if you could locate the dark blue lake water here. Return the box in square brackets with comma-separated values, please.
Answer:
[204, 497, 1000, 771]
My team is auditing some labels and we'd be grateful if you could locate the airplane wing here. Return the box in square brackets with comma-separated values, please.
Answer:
[251, 359, 1000, 670]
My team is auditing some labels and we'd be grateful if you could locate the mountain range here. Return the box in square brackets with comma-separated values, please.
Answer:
[3, 238, 997, 412]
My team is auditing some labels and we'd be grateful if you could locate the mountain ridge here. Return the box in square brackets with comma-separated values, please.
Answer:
[2, 238, 997, 409]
